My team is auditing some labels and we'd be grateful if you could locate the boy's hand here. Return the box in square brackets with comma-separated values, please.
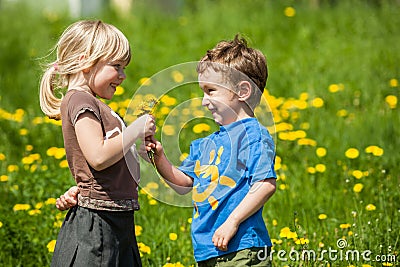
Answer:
[212, 219, 239, 251]
[56, 186, 79, 211]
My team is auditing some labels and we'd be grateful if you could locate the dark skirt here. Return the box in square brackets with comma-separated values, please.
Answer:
[51, 206, 142, 267]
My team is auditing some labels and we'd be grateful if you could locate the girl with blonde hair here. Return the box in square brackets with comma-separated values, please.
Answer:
[39, 20, 154, 266]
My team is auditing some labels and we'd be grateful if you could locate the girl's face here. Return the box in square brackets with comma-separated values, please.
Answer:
[199, 69, 242, 126]
[89, 60, 127, 100]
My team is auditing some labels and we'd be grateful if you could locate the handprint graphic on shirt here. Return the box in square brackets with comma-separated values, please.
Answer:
[192, 146, 236, 218]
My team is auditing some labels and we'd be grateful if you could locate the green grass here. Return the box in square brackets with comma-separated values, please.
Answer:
[0, 0, 399, 266]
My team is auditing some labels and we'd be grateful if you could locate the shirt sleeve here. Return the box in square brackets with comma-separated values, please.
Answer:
[67, 91, 101, 126]
[247, 135, 277, 185]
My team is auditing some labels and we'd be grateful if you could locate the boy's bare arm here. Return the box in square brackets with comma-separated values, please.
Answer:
[144, 136, 193, 195]
[212, 178, 276, 251]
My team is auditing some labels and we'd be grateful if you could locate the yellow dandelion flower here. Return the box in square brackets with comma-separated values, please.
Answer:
[318, 214, 327, 220]
[311, 97, 324, 108]
[382, 262, 393, 266]
[187, 218, 192, 224]
[13, 204, 31, 211]
[171, 70, 184, 83]
[149, 199, 157, 205]
[339, 223, 351, 229]
[389, 78, 398, 87]
[59, 160, 69, 168]
[316, 147, 327, 157]
[35, 202, 43, 209]
[162, 125, 175, 136]
[139, 77, 152, 86]
[365, 145, 384, 157]
[345, 148, 359, 159]
[160, 95, 177, 106]
[53, 220, 63, 228]
[1, 175, 8, 182]
[361, 264, 372, 267]
[25, 145, 33, 151]
[138, 242, 151, 254]
[169, 232, 178, 241]
[193, 123, 211, 134]
[351, 170, 363, 179]
[284, 6, 296, 17]
[108, 102, 119, 112]
[0, 153, 5, 161]
[328, 84, 340, 93]
[315, 164, 326, 173]
[297, 138, 317, 146]
[19, 128, 28, 136]
[365, 204, 376, 211]
[385, 95, 397, 109]
[348, 231, 353, 236]
[45, 198, 57, 205]
[135, 225, 143, 236]
[272, 219, 278, 226]
[28, 209, 41, 216]
[115, 86, 124, 96]
[353, 183, 364, 193]
[22, 156, 34, 165]
[295, 237, 309, 245]
[7, 165, 19, 172]
[279, 184, 287, 190]
[337, 109, 348, 117]
[307, 167, 316, 174]
[0, 221, 3, 228]
[47, 240, 57, 253]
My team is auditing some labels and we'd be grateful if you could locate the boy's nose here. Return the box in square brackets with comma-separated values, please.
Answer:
[202, 94, 209, 106]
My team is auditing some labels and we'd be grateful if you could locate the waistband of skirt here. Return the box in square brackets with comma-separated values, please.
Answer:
[78, 194, 140, 211]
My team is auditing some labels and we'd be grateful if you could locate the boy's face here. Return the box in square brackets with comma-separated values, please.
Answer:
[198, 68, 242, 126]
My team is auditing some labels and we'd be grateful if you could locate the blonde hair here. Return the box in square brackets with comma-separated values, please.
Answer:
[197, 34, 267, 109]
[39, 20, 131, 120]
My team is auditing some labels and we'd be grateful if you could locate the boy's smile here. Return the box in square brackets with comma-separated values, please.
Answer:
[199, 69, 249, 126]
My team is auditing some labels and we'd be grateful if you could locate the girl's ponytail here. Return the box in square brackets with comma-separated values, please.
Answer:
[39, 63, 63, 120]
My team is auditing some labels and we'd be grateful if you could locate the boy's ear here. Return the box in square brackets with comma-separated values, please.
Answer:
[237, 81, 252, 101]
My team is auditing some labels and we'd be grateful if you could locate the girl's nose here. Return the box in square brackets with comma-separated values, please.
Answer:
[119, 69, 126, 80]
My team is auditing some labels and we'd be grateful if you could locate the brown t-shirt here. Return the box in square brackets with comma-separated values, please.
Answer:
[61, 90, 140, 210]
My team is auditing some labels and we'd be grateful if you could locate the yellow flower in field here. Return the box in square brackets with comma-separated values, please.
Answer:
[169, 232, 178, 241]
[47, 239, 56, 253]
[22, 156, 34, 165]
[337, 109, 348, 117]
[316, 147, 327, 157]
[1, 175, 8, 182]
[328, 84, 340, 93]
[146, 182, 159, 189]
[162, 125, 175, 136]
[365, 204, 376, 211]
[307, 167, 316, 174]
[389, 78, 398, 87]
[297, 138, 317, 146]
[382, 262, 393, 266]
[284, 6, 296, 17]
[345, 148, 359, 159]
[138, 242, 151, 254]
[26, 144, 33, 151]
[279, 227, 297, 239]
[160, 106, 171, 115]
[272, 219, 278, 226]
[295, 237, 309, 245]
[361, 265, 372, 267]
[45, 198, 57, 205]
[279, 184, 287, 190]
[385, 95, 397, 109]
[13, 204, 31, 211]
[171, 70, 184, 83]
[348, 231, 353, 236]
[311, 97, 324, 108]
[28, 209, 41, 216]
[163, 263, 185, 267]
[19, 128, 28, 135]
[35, 202, 43, 209]
[7, 165, 19, 172]
[353, 183, 364, 193]
[0, 153, 5, 160]
[59, 160, 69, 168]
[139, 77, 152, 86]
[115, 85, 124, 95]
[108, 102, 119, 111]
[339, 223, 351, 229]
[135, 225, 143, 236]
[318, 214, 327, 220]
[149, 199, 157, 205]
[365, 145, 384, 156]
[193, 123, 211, 134]
[315, 164, 326, 173]
[352, 170, 363, 179]
[161, 95, 177, 106]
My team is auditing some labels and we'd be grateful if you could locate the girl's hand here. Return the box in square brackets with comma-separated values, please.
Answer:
[56, 186, 79, 211]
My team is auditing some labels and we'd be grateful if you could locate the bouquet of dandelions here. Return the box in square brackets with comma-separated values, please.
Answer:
[136, 98, 158, 167]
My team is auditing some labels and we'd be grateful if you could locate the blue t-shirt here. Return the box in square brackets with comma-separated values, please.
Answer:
[179, 117, 277, 262]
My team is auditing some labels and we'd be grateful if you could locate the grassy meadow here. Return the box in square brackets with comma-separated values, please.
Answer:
[0, 0, 399, 266]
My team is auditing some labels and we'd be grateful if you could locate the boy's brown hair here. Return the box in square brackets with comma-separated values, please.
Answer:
[197, 34, 268, 109]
